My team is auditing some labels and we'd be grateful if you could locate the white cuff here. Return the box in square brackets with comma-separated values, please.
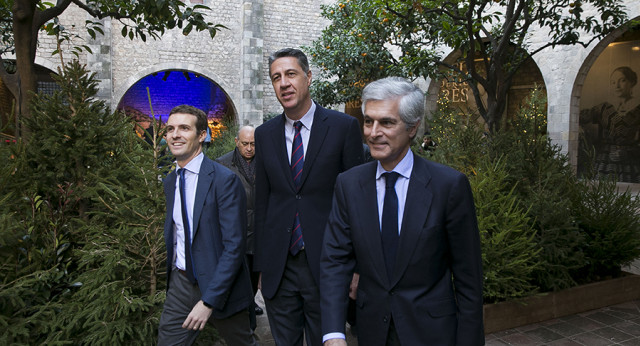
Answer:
[322, 332, 346, 343]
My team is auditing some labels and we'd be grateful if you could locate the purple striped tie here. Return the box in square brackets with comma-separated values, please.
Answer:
[289, 121, 305, 255]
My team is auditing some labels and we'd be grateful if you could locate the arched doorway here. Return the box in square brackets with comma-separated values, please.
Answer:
[116, 70, 237, 143]
[576, 24, 640, 184]
[426, 47, 547, 132]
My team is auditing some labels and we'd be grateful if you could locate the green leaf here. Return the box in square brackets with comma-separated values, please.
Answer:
[182, 23, 193, 36]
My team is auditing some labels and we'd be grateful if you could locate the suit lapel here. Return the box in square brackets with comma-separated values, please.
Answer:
[392, 155, 433, 286]
[359, 164, 391, 286]
[192, 157, 215, 238]
[299, 106, 329, 188]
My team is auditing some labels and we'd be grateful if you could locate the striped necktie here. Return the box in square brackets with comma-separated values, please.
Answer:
[289, 121, 305, 255]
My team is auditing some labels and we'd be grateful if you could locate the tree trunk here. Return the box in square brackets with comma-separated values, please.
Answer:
[11, 0, 38, 138]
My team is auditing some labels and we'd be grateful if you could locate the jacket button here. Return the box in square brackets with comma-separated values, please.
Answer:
[383, 316, 388, 323]
[389, 290, 395, 296]
[286, 228, 292, 233]
[296, 194, 302, 200]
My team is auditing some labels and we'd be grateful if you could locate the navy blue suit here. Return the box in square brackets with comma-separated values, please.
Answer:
[254, 105, 364, 299]
[254, 104, 363, 345]
[321, 153, 484, 345]
[163, 156, 253, 319]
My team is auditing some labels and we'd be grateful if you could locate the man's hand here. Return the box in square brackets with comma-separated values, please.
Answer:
[182, 300, 213, 331]
[324, 339, 347, 346]
[349, 273, 359, 300]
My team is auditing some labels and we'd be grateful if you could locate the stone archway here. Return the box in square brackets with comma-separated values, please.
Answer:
[116, 68, 238, 144]
[425, 46, 547, 133]
[113, 62, 238, 122]
[571, 21, 640, 184]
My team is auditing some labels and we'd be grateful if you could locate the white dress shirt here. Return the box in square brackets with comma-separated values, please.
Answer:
[172, 152, 204, 271]
[375, 149, 414, 233]
[285, 102, 316, 163]
[323, 149, 414, 343]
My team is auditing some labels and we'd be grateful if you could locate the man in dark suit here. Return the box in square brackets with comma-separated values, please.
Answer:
[158, 105, 256, 345]
[321, 77, 484, 345]
[254, 48, 364, 346]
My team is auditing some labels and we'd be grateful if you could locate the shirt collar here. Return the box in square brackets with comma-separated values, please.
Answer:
[376, 148, 414, 180]
[285, 101, 316, 130]
[177, 152, 204, 174]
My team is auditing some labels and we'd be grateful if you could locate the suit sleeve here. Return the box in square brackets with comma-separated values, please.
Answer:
[341, 117, 365, 171]
[253, 128, 268, 273]
[201, 173, 247, 310]
[446, 173, 485, 344]
[320, 174, 356, 335]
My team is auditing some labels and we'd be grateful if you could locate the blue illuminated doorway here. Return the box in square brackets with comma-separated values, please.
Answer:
[117, 70, 236, 139]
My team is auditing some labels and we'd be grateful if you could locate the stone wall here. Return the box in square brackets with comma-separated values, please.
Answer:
[29, 0, 640, 172]
[262, 0, 334, 116]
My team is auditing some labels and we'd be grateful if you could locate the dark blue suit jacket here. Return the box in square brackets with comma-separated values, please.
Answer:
[163, 156, 253, 319]
[254, 104, 364, 299]
[321, 153, 484, 345]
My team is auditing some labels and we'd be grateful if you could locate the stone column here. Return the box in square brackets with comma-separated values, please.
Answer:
[85, 16, 113, 108]
[241, 0, 264, 126]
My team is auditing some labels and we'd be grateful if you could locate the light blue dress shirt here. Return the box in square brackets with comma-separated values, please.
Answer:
[172, 152, 203, 271]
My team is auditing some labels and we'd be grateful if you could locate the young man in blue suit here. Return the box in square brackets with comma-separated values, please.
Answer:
[157, 105, 256, 345]
[321, 77, 484, 345]
[254, 48, 364, 346]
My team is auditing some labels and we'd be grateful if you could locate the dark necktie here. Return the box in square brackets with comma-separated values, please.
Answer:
[178, 168, 196, 284]
[289, 121, 305, 255]
[381, 172, 400, 279]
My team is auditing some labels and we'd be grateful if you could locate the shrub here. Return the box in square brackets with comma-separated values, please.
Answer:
[571, 173, 640, 283]
[205, 120, 238, 160]
[0, 61, 174, 344]
[470, 158, 541, 303]
[487, 89, 585, 291]
[422, 87, 638, 299]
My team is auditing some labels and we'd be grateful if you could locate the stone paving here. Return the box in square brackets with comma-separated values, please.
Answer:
[485, 300, 640, 346]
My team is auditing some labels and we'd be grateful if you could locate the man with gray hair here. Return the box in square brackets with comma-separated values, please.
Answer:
[320, 77, 484, 345]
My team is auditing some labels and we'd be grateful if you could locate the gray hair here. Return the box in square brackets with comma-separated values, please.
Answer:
[361, 77, 424, 128]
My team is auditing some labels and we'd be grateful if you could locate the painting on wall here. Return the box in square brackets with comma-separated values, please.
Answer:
[579, 40, 640, 183]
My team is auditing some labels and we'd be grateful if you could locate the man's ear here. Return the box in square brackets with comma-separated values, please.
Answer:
[408, 120, 421, 139]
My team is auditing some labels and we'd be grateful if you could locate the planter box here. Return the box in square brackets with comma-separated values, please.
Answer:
[483, 272, 640, 334]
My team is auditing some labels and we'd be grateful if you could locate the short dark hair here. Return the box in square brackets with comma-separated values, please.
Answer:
[168, 105, 208, 135]
[268, 48, 310, 74]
